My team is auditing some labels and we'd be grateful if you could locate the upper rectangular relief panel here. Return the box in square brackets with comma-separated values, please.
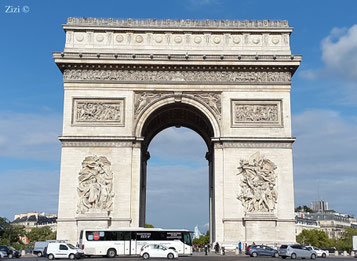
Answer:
[63, 18, 292, 55]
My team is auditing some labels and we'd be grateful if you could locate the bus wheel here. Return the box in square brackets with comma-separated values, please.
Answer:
[107, 249, 116, 258]
[142, 253, 150, 260]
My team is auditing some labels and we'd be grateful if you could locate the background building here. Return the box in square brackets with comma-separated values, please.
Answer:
[12, 212, 57, 232]
[311, 200, 329, 213]
[295, 201, 356, 239]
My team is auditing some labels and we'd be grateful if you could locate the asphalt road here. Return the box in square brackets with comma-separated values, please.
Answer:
[13, 255, 357, 261]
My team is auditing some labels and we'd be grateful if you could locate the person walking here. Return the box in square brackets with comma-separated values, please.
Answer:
[214, 242, 220, 254]
[238, 241, 242, 254]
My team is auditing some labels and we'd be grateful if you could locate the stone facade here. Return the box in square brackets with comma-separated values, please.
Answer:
[54, 18, 301, 245]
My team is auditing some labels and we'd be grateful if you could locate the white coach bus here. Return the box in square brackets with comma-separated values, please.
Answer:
[79, 227, 192, 257]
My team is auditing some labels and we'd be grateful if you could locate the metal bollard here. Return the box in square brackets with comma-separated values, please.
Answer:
[334, 250, 339, 256]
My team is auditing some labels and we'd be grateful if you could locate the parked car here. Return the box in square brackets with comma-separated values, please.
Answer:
[0, 246, 21, 258]
[0, 251, 6, 258]
[279, 244, 317, 259]
[140, 244, 178, 259]
[46, 242, 84, 260]
[245, 245, 279, 257]
[306, 246, 328, 258]
[33, 241, 50, 257]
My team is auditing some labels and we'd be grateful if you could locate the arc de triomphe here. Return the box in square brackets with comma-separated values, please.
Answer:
[54, 18, 301, 245]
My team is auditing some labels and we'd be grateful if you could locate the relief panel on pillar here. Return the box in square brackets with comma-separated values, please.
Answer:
[72, 98, 125, 126]
[231, 100, 283, 128]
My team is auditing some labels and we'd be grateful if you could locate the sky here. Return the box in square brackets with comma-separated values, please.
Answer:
[1, 0, 357, 233]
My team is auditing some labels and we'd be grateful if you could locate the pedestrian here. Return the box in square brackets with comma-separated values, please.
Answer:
[238, 241, 242, 254]
[214, 242, 220, 254]
[204, 244, 208, 255]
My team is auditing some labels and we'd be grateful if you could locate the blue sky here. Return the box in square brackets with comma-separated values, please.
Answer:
[1, 0, 357, 233]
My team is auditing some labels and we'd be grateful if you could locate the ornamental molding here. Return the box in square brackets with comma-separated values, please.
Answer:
[231, 100, 283, 128]
[237, 152, 277, 213]
[64, 69, 291, 84]
[66, 18, 290, 29]
[222, 142, 292, 149]
[133, 91, 222, 120]
[77, 155, 115, 214]
[72, 98, 124, 126]
[62, 141, 135, 148]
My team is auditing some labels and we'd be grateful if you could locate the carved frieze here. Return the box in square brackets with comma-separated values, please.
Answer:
[72, 98, 124, 126]
[237, 152, 277, 213]
[231, 100, 282, 127]
[64, 69, 291, 84]
[134, 91, 222, 121]
[77, 155, 115, 214]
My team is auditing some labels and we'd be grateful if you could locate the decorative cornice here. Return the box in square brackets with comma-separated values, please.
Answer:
[212, 137, 295, 149]
[66, 17, 290, 29]
[59, 136, 141, 148]
[54, 52, 301, 63]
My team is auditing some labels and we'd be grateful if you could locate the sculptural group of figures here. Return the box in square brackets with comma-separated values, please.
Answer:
[77, 156, 115, 214]
[237, 152, 277, 212]
[76, 102, 121, 122]
[235, 104, 278, 122]
[64, 69, 291, 83]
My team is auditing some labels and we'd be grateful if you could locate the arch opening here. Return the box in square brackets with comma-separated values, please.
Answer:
[139, 102, 216, 242]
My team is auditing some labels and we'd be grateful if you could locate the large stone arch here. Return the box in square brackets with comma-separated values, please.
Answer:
[54, 17, 301, 246]
[134, 94, 221, 141]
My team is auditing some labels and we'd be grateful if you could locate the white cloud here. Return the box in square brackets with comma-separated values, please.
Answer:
[292, 109, 357, 216]
[322, 25, 357, 80]
[0, 111, 62, 161]
[298, 69, 319, 80]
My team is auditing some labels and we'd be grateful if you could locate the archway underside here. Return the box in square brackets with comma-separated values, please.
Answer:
[139, 103, 215, 239]
[141, 103, 215, 151]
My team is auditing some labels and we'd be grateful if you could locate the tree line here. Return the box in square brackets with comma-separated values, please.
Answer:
[0, 217, 56, 250]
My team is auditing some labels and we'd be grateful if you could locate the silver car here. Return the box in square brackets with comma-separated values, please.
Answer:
[279, 244, 317, 259]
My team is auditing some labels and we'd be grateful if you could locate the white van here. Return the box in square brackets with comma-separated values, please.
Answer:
[46, 242, 84, 260]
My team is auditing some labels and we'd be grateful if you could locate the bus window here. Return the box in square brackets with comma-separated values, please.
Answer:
[183, 232, 192, 246]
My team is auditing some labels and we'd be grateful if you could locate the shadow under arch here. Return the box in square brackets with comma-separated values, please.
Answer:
[137, 100, 217, 242]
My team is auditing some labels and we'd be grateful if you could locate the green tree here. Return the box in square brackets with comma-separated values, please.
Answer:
[296, 229, 333, 248]
[335, 228, 357, 252]
[0, 217, 26, 249]
[295, 206, 316, 213]
[193, 230, 209, 246]
[145, 224, 154, 228]
[27, 226, 56, 243]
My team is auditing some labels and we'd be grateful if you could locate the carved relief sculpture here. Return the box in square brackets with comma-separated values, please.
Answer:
[64, 69, 291, 83]
[232, 100, 282, 127]
[235, 104, 278, 122]
[237, 152, 277, 212]
[134, 92, 164, 117]
[77, 155, 115, 214]
[185, 92, 221, 119]
[73, 99, 124, 126]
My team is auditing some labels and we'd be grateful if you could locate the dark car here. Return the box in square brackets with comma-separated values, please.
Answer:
[0, 245, 21, 258]
[246, 245, 279, 257]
